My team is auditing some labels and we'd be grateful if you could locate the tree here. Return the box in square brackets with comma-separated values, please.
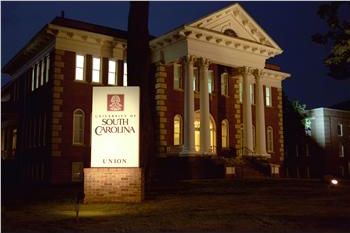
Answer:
[312, 2, 350, 80]
[127, 2, 155, 185]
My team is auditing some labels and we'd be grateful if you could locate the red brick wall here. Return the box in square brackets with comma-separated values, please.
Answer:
[265, 86, 281, 163]
[84, 168, 144, 203]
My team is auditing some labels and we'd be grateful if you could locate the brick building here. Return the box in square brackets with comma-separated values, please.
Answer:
[284, 102, 350, 179]
[2, 3, 290, 184]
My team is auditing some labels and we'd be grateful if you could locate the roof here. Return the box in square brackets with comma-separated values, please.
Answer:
[329, 100, 350, 111]
[50, 17, 129, 39]
[2, 17, 131, 76]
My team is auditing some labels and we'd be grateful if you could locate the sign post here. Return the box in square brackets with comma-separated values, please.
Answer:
[84, 86, 143, 203]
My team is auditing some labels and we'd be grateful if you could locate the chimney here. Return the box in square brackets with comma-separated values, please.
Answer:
[61, 10, 65, 18]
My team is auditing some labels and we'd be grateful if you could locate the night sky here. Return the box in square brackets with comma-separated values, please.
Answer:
[2, 1, 350, 109]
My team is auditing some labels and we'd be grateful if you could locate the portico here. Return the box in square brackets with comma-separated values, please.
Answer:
[150, 3, 290, 159]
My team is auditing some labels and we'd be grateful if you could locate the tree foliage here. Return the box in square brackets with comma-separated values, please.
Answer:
[312, 2, 350, 80]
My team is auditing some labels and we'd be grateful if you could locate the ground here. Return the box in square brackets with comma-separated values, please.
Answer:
[2, 178, 350, 233]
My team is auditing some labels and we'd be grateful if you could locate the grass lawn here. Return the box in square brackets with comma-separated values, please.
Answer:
[2, 178, 350, 233]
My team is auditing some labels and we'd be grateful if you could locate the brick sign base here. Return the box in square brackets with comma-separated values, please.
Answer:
[84, 168, 144, 203]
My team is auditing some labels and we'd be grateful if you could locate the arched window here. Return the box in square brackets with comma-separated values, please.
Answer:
[73, 109, 85, 145]
[173, 114, 183, 145]
[194, 112, 217, 153]
[221, 119, 229, 148]
[267, 126, 274, 152]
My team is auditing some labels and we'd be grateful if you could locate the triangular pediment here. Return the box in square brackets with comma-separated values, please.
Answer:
[188, 3, 281, 50]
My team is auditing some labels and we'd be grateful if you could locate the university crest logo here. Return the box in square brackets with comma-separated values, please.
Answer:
[107, 94, 124, 111]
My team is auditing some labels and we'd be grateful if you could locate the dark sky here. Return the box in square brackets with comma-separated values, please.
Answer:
[2, 1, 350, 109]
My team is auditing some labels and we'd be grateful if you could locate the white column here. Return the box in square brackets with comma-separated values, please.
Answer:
[253, 69, 268, 156]
[182, 55, 196, 154]
[240, 67, 254, 155]
[199, 58, 210, 154]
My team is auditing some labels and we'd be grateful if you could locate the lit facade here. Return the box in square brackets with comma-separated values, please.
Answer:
[307, 108, 350, 178]
[2, 3, 290, 184]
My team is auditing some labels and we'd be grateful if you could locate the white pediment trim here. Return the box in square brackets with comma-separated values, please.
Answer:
[188, 3, 282, 51]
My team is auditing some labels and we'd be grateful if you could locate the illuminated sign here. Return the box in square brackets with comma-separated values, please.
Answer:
[91, 87, 139, 167]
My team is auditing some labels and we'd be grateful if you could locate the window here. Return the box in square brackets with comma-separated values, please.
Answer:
[75, 55, 85, 81]
[250, 84, 255, 105]
[221, 120, 229, 148]
[11, 129, 17, 152]
[339, 144, 344, 157]
[173, 115, 183, 145]
[45, 55, 50, 83]
[208, 70, 214, 93]
[123, 61, 128, 86]
[221, 73, 228, 96]
[295, 144, 299, 157]
[337, 124, 343, 136]
[271, 165, 279, 175]
[265, 86, 272, 107]
[73, 109, 85, 145]
[92, 57, 101, 83]
[193, 67, 199, 92]
[267, 126, 274, 152]
[108, 60, 118, 85]
[305, 144, 310, 156]
[35, 63, 40, 89]
[173, 63, 183, 90]
[40, 59, 45, 86]
[239, 80, 243, 103]
[31, 67, 35, 91]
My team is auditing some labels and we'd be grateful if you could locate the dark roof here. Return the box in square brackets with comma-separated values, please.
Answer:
[329, 100, 350, 111]
[50, 17, 129, 39]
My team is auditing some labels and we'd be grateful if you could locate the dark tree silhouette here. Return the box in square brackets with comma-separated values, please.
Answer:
[312, 2, 350, 80]
[127, 2, 155, 184]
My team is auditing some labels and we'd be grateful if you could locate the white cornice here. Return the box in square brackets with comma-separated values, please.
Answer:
[47, 24, 127, 49]
[262, 68, 290, 81]
[150, 25, 282, 60]
[189, 3, 281, 51]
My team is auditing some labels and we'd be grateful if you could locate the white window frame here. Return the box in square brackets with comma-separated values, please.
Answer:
[35, 63, 40, 89]
[92, 57, 101, 83]
[31, 66, 35, 91]
[123, 61, 128, 86]
[108, 59, 118, 85]
[75, 54, 85, 81]
[265, 86, 272, 107]
[40, 59, 45, 86]
[45, 55, 50, 83]
[73, 109, 85, 145]
[337, 123, 343, 136]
